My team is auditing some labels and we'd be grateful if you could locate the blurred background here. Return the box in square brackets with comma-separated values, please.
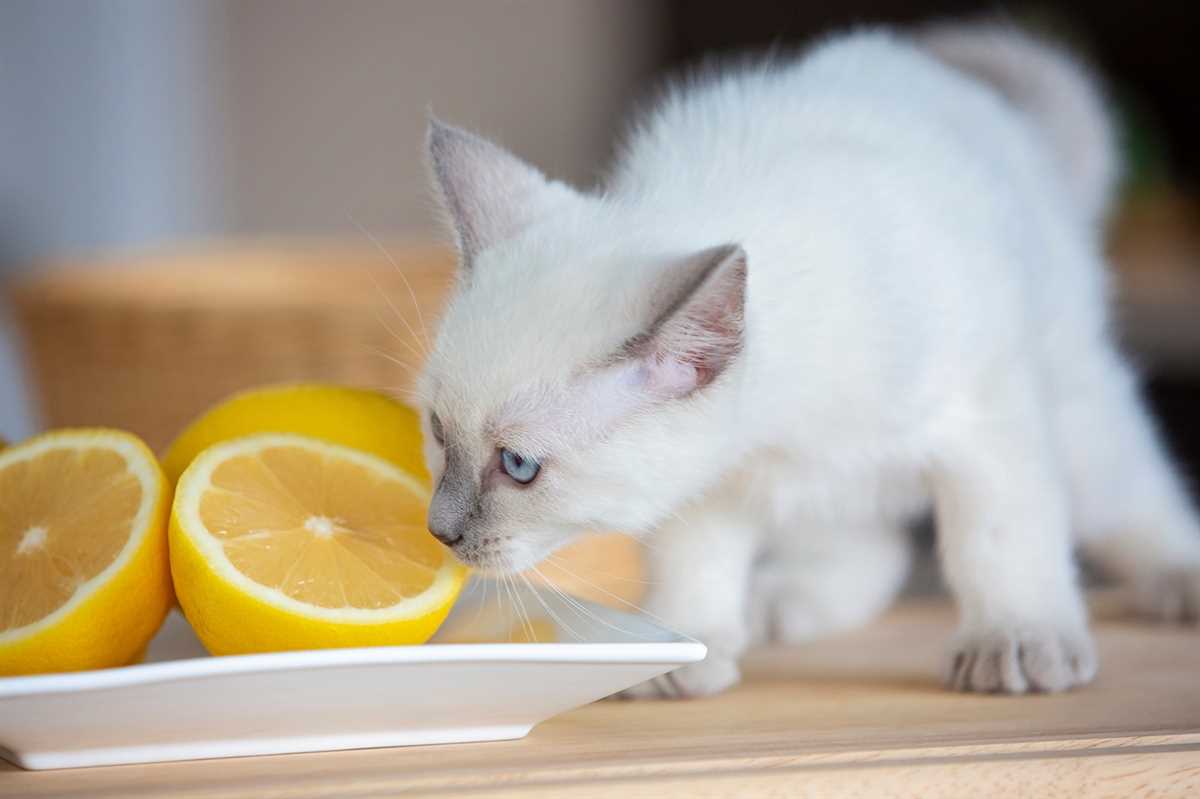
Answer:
[2, 1, 1198, 596]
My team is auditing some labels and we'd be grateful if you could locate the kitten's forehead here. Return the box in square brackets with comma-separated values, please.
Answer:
[424, 231, 657, 421]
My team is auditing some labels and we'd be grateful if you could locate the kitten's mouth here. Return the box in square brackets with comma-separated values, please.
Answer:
[446, 545, 497, 571]
[444, 541, 539, 575]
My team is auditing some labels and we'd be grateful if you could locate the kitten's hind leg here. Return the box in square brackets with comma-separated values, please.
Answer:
[751, 520, 912, 646]
[615, 507, 760, 700]
[1058, 353, 1200, 623]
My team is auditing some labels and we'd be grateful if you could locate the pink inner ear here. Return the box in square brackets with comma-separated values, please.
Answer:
[641, 355, 701, 399]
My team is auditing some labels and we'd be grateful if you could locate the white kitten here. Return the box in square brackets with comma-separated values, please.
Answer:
[417, 23, 1200, 697]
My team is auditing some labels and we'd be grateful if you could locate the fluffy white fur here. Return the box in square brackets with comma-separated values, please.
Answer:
[418, 23, 1200, 697]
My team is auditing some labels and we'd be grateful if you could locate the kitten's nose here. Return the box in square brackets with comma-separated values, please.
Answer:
[427, 519, 463, 547]
[427, 483, 468, 547]
[428, 456, 474, 548]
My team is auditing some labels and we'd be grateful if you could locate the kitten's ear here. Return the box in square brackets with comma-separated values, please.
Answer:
[426, 117, 576, 267]
[628, 244, 748, 399]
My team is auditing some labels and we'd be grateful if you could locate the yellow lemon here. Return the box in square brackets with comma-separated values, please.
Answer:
[169, 433, 465, 655]
[0, 429, 171, 676]
[162, 384, 429, 487]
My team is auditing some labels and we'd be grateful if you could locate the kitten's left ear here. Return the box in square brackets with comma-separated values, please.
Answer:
[628, 243, 748, 399]
[426, 117, 578, 269]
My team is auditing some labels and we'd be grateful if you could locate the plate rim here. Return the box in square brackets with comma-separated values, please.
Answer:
[0, 640, 707, 698]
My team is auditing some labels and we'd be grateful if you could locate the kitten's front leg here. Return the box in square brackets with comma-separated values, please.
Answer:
[616, 507, 759, 700]
[933, 383, 1096, 694]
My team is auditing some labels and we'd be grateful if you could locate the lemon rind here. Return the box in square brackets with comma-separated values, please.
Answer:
[0, 430, 164, 645]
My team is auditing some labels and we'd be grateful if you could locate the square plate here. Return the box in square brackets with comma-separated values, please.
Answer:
[0, 579, 705, 770]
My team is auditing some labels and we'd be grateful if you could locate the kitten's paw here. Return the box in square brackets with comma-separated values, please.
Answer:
[613, 654, 740, 700]
[945, 626, 1097, 694]
[1132, 567, 1200, 625]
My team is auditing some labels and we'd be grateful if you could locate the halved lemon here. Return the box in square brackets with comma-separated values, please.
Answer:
[0, 429, 171, 676]
[170, 433, 465, 655]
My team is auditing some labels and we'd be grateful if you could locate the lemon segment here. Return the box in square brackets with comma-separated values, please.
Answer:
[0, 429, 171, 676]
[170, 433, 465, 655]
[161, 384, 430, 487]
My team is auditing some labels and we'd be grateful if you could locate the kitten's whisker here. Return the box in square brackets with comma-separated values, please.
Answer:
[369, 383, 428, 395]
[519, 572, 584, 642]
[493, 571, 504, 638]
[508, 573, 538, 643]
[550, 587, 655, 642]
[350, 216, 431, 357]
[383, 243, 434, 354]
[363, 345, 421, 377]
[666, 509, 690, 527]
[531, 566, 658, 642]
[368, 306, 426, 363]
[542, 552, 659, 585]
[534, 559, 700, 644]
[530, 569, 609, 633]
[499, 573, 516, 643]
[361, 383, 433, 405]
[503, 573, 525, 644]
[468, 575, 490, 634]
[392, 390, 432, 405]
[352, 217, 433, 353]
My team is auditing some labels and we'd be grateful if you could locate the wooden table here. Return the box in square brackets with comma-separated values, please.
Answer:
[4, 598, 1198, 798]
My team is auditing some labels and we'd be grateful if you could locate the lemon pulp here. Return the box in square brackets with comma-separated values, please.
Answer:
[171, 433, 464, 654]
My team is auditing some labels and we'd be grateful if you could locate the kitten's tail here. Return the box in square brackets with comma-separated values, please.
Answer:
[915, 22, 1119, 226]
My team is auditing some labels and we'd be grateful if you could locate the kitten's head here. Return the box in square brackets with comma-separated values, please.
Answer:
[417, 119, 748, 573]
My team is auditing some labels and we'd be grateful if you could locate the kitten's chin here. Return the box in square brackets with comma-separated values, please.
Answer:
[449, 544, 549, 575]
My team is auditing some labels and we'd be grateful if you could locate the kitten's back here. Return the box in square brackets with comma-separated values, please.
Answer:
[917, 23, 1118, 225]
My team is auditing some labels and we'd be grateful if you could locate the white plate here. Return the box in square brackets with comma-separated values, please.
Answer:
[0, 579, 705, 770]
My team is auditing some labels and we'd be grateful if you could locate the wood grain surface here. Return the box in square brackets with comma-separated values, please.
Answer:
[4, 596, 1198, 798]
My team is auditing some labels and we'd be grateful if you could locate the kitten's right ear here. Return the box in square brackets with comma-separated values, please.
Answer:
[626, 243, 748, 399]
[426, 117, 577, 270]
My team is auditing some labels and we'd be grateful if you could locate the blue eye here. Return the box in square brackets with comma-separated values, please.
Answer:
[500, 448, 540, 484]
